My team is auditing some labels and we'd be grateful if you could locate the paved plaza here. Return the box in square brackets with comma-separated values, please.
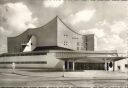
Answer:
[0, 69, 128, 87]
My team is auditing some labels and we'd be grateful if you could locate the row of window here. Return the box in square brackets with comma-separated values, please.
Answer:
[64, 34, 80, 40]
[64, 34, 68, 37]
[63, 41, 87, 47]
[0, 61, 47, 64]
[63, 41, 87, 50]
[117, 64, 128, 70]
[0, 52, 47, 57]
[77, 47, 86, 50]
[64, 41, 68, 45]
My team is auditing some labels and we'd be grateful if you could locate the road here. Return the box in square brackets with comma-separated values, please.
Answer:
[0, 69, 128, 87]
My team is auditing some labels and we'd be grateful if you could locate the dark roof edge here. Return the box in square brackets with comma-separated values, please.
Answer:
[7, 16, 57, 38]
[8, 16, 94, 38]
[56, 16, 83, 36]
[8, 29, 31, 38]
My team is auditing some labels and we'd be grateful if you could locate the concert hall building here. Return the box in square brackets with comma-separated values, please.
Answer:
[0, 16, 124, 71]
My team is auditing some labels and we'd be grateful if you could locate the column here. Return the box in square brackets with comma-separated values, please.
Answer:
[72, 61, 75, 71]
[113, 61, 115, 71]
[104, 59, 107, 71]
[63, 62, 65, 71]
[67, 61, 69, 70]
[107, 62, 109, 71]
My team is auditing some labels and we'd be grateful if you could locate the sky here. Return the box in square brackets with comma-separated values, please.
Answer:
[0, 0, 128, 53]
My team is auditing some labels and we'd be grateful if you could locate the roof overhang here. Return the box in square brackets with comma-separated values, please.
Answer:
[55, 50, 126, 62]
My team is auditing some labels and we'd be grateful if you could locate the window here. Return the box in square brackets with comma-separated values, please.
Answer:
[109, 62, 113, 68]
[125, 64, 128, 68]
[81, 43, 83, 46]
[64, 41, 68, 45]
[80, 47, 82, 50]
[77, 47, 79, 50]
[77, 42, 80, 46]
[72, 37, 78, 39]
[117, 66, 120, 70]
[64, 34, 68, 38]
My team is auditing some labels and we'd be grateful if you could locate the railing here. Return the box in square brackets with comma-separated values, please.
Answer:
[55, 51, 118, 59]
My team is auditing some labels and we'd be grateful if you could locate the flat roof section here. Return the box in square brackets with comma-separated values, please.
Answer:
[0, 50, 125, 62]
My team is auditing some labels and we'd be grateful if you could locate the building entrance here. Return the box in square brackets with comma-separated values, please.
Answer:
[64, 61, 74, 70]
[75, 63, 105, 70]
[69, 62, 73, 70]
[64, 61, 105, 70]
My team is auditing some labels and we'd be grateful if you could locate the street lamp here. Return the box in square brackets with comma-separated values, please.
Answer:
[62, 64, 65, 77]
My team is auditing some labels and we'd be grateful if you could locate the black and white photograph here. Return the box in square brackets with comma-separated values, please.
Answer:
[0, 0, 128, 87]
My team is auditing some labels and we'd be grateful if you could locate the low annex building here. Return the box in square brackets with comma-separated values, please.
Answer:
[0, 16, 124, 71]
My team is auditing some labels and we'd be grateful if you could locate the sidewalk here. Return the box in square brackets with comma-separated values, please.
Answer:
[0, 69, 128, 80]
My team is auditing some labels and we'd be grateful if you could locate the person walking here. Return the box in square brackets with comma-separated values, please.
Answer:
[12, 62, 16, 73]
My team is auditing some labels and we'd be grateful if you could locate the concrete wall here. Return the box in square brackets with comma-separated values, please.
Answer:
[7, 29, 31, 53]
[57, 18, 86, 51]
[94, 35, 98, 51]
[0, 53, 64, 69]
[114, 58, 128, 72]
[8, 17, 58, 53]
[32, 18, 57, 47]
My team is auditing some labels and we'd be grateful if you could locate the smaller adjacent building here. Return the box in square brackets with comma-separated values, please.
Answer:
[114, 54, 128, 72]
[0, 16, 125, 71]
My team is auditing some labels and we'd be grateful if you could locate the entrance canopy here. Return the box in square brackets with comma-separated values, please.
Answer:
[53, 50, 125, 63]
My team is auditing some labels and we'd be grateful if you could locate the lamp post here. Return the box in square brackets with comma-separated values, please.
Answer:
[62, 64, 65, 77]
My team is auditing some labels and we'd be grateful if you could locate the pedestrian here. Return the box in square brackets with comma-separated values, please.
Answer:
[12, 62, 16, 73]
